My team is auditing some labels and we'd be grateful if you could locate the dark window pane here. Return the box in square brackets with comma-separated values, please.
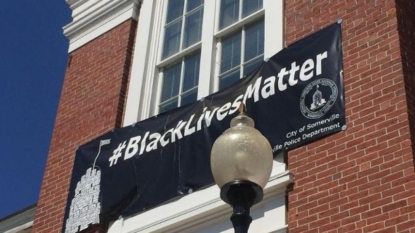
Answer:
[242, 0, 262, 18]
[220, 69, 240, 90]
[219, 0, 239, 29]
[244, 20, 264, 61]
[166, 0, 184, 23]
[183, 8, 203, 48]
[160, 98, 179, 113]
[181, 89, 198, 106]
[162, 63, 181, 101]
[243, 56, 263, 76]
[183, 52, 200, 91]
[187, 0, 203, 12]
[221, 31, 241, 73]
[163, 20, 182, 59]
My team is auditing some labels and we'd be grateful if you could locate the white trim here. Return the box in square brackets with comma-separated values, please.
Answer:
[4, 221, 33, 233]
[123, 0, 284, 125]
[214, 9, 265, 38]
[123, 0, 162, 126]
[264, 0, 284, 58]
[157, 42, 202, 68]
[0, 206, 35, 233]
[198, 0, 217, 98]
[64, 0, 140, 53]
[107, 167, 292, 233]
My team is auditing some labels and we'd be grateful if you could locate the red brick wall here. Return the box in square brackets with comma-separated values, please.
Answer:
[286, 0, 415, 232]
[32, 19, 137, 233]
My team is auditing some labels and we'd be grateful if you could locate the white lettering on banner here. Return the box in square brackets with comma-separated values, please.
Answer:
[146, 133, 160, 152]
[284, 137, 301, 147]
[217, 103, 231, 121]
[140, 132, 149, 155]
[109, 141, 126, 167]
[230, 95, 244, 115]
[302, 123, 341, 139]
[262, 76, 275, 99]
[243, 77, 262, 103]
[204, 108, 218, 127]
[277, 68, 288, 91]
[300, 59, 315, 81]
[271, 113, 341, 152]
[124, 136, 141, 160]
[107, 51, 330, 167]
[316, 52, 328, 75]
[171, 121, 186, 142]
[307, 113, 339, 130]
[288, 62, 300, 86]
[160, 129, 173, 146]
[196, 108, 207, 131]
[286, 130, 297, 138]
[184, 114, 196, 136]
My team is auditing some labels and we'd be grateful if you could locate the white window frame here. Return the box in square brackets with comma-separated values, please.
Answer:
[123, 0, 283, 126]
[118, 2, 287, 229]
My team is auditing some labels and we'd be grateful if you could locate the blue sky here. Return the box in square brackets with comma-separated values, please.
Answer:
[0, 1, 70, 218]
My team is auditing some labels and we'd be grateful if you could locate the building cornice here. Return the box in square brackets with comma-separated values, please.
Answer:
[0, 204, 36, 233]
[63, 0, 140, 53]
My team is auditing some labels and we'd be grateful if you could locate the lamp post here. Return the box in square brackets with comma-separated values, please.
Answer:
[210, 104, 273, 233]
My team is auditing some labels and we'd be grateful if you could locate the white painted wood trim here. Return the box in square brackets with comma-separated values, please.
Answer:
[3, 221, 33, 233]
[0, 205, 35, 233]
[122, 0, 158, 126]
[107, 170, 292, 233]
[197, 0, 217, 99]
[123, 0, 171, 125]
[264, 0, 284, 58]
[64, 0, 140, 53]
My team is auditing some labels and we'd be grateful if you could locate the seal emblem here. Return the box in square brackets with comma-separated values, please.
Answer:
[300, 78, 338, 119]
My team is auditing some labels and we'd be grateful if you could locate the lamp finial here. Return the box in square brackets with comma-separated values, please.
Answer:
[238, 103, 246, 114]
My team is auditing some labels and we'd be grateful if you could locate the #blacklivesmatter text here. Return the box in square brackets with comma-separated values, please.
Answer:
[108, 51, 329, 167]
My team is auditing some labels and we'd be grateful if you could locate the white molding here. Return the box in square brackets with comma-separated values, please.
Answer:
[64, 0, 140, 53]
[123, 0, 284, 125]
[4, 221, 33, 233]
[107, 169, 292, 233]
[0, 206, 35, 233]
[264, 0, 284, 58]
[123, 0, 161, 126]
[198, 0, 217, 99]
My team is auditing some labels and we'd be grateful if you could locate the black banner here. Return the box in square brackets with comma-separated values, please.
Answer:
[63, 22, 345, 232]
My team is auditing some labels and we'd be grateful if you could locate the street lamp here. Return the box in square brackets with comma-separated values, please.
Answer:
[210, 104, 273, 233]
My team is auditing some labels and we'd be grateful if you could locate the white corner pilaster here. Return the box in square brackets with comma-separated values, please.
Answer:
[64, 0, 140, 53]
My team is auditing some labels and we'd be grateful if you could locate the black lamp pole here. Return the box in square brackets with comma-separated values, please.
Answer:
[220, 180, 263, 233]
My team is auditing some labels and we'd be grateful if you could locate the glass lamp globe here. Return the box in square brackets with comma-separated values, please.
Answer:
[210, 107, 273, 191]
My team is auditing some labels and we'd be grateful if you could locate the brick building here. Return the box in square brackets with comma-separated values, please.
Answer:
[33, 0, 415, 232]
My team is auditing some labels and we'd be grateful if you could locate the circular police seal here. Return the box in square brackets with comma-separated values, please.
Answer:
[300, 78, 338, 119]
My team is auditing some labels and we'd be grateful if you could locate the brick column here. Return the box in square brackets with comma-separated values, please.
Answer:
[286, 0, 415, 232]
[32, 19, 137, 233]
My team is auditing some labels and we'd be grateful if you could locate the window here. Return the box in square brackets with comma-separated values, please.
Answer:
[216, 0, 264, 89]
[162, 0, 203, 59]
[219, 19, 264, 89]
[219, 0, 263, 29]
[157, 0, 265, 113]
[159, 0, 204, 113]
[123, 0, 283, 126]
[119, 0, 287, 232]
[159, 0, 265, 113]
[159, 52, 200, 112]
